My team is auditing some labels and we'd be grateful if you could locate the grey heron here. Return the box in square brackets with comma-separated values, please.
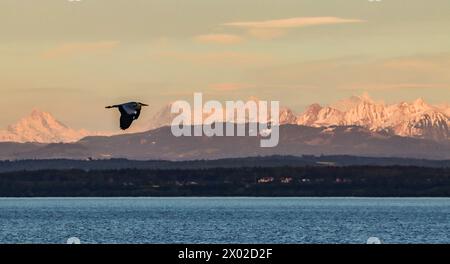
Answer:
[106, 102, 148, 130]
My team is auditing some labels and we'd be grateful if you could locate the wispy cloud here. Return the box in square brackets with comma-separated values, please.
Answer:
[194, 34, 243, 45]
[42, 41, 119, 59]
[224, 17, 364, 28]
[224, 17, 365, 39]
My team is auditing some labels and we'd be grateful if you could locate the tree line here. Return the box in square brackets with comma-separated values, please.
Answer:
[0, 166, 449, 197]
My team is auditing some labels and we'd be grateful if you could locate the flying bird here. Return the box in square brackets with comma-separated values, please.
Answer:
[106, 102, 148, 130]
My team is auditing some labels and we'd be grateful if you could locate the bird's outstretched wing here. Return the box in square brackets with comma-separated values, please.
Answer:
[120, 113, 134, 130]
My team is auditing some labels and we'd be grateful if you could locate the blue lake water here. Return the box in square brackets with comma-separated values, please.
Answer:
[0, 197, 448, 244]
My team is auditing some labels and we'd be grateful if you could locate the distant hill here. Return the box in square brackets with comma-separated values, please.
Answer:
[0, 155, 449, 173]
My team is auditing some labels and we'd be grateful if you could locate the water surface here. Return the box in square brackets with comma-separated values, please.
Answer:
[0, 197, 448, 244]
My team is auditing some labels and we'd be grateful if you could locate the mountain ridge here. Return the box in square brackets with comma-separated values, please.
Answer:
[0, 95, 448, 144]
[139, 95, 448, 142]
[296, 95, 449, 141]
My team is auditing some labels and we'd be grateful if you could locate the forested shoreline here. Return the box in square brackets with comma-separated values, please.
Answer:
[0, 166, 449, 197]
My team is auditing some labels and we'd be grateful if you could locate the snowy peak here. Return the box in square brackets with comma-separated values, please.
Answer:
[0, 109, 94, 143]
[279, 107, 298, 125]
[142, 103, 177, 131]
[393, 110, 449, 141]
[296, 103, 322, 126]
[393, 98, 432, 115]
[331, 93, 374, 112]
[297, 104, 346, 127]
[343, 99, 388, 129]
[412, 98, 427, 108]
[8, 109, 68, 133]
[316, 107, 345, 127]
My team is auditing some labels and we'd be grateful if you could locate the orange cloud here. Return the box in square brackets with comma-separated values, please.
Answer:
[194, 34, 243, 44]
[42, 41, 119, 59]
[224, 17, 364, 29]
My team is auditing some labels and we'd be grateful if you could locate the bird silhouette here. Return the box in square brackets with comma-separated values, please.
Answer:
[106, 102, 148, 130]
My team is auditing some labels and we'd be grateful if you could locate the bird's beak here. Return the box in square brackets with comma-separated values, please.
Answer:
[140, 103, 149, 106]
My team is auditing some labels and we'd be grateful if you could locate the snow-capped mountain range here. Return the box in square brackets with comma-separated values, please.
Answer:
[0, 95, 448, 143]
[295, 95, 449, 141]
[143, 94, 449, 142]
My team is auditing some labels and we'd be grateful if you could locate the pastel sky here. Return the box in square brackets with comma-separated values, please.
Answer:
[0, 0, 449, 130]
